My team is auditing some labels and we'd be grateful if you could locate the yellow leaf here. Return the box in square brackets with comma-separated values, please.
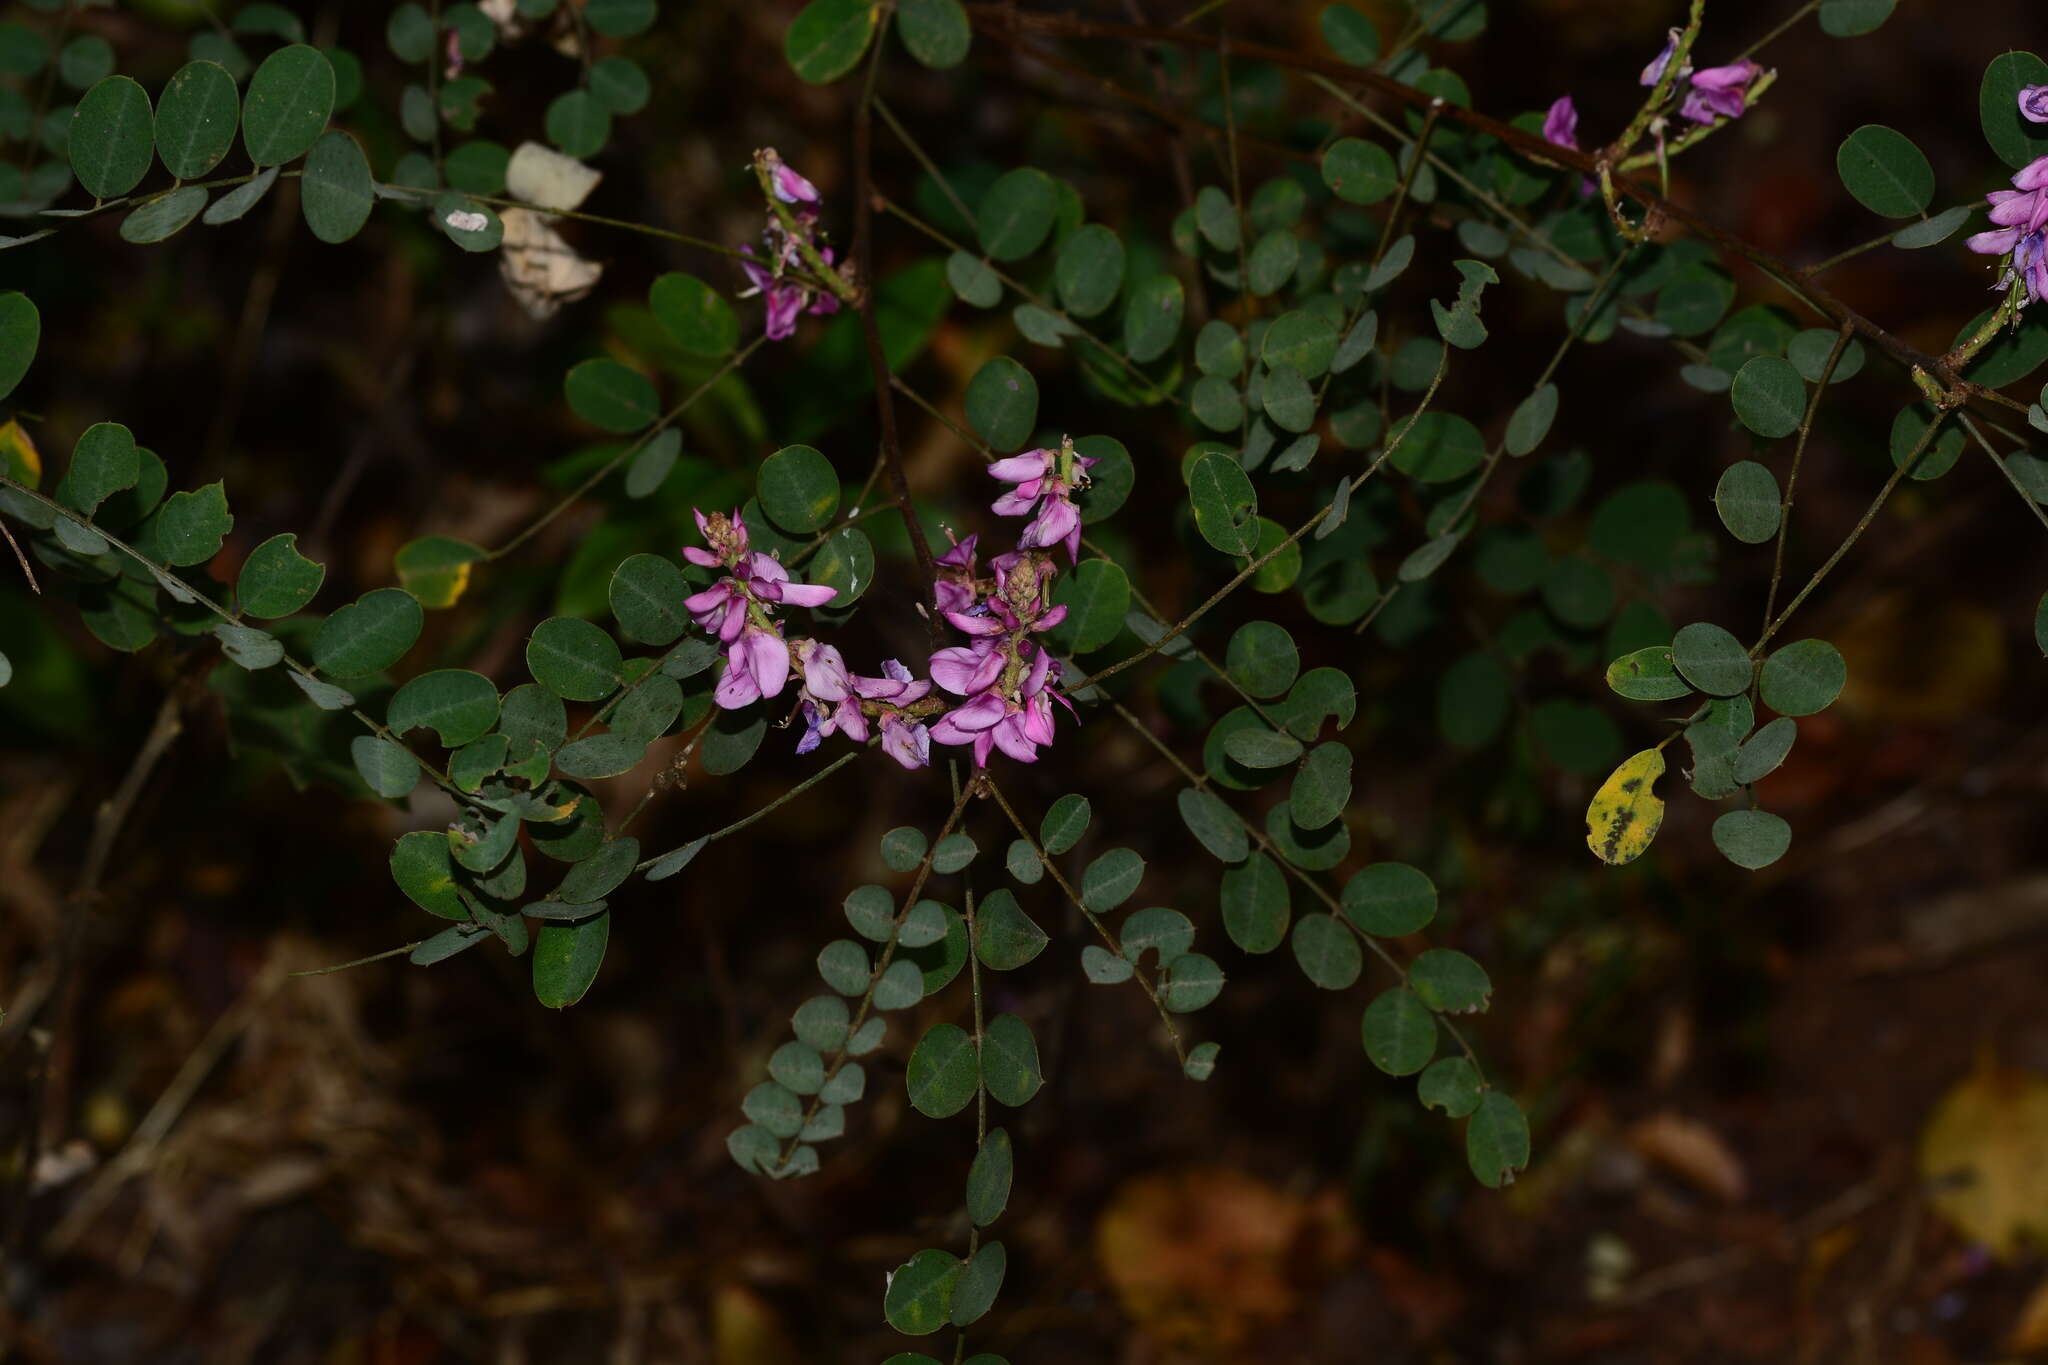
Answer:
[1585, 748, 1665, 865]
[394, 535, 484, 610]
[0, 417, 41, 487]
[1919, 1057, 2048, 1260]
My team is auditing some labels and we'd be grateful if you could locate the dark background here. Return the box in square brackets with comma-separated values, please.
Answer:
[4, 0, 2048, 1360]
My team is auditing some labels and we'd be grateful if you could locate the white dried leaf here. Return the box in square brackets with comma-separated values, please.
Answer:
[507, 140, 601, 212]
[499, 207, 603, 319]
[444, 209, 489, 233]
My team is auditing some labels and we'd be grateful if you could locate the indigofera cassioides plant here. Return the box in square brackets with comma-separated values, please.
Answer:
[4, 0, 2048, 1353]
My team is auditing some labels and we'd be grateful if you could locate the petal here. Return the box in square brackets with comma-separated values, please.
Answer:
[1031, 603, 1068, 632]
[992, 715, 1039, 763]
[682, 546, 721, 567]
[1967, 228, 2024, 255]
[1541, 95, 1578, 151]
[990, 487, 1042, 518]
[744, 630, 790, 700]
[988, 451, 1051, 483]
[943, 609, 1007, 637]
[776, 582, 838, 608]
[928, 645, 991, 695]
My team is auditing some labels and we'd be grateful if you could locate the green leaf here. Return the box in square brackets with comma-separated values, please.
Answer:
[352, 735, 420, 798]
[388, 669, 499, 746]
[1221, 852, 1289, 953]
[607, 553, 689, 646]
[391, 829, 465, 919]
[964, 356, 1038, 452]
[1733, 715, 1797, 784]
[58, 422, 138, 515]
[1003, 838, 1042, 886]
[873, 957, 925, 1010]
[154, 60, 239, 180]
[792, 995, 849, 1052]
[1605, 646, 1691, 702]
[433, 191, 503, 252]
[410, 923, 489, 966]
[58, 34, 113, 89]
[1224, 621, 1297, 698]
[212, 623, 282, 670]
[1362, 986, 1436, 1075]
[701, 704, 767, 774]
[785, 0, 877, 83]
[817, 939, 870, 996]
[1273, 667, 1356, 741]
[70, 76, 154, 200]
[1051, 558, 1128, 653]
[768, 1041, 825, 1095]
[556, 836, 638, 904]
[625, 429, 681, 499]
[119, 187, 208, 244]
[1714, 460, 1782, 543]
[241, 45, 334, 167]
[1223, 726, 1301, 769]
[203, 165, 280, 224]
[288, 672, 354, 710]
[1466, 1091, 1530, 1187]
[757, 444, 840, 533]
[907, 1023, 977, 1118]
[1261, 364, 1316, 434]
[966, 1128, 1012, 1226]
[1161, 952, 1224, 1012]
[741, 1080, 804, 1138]
[1729, 355, 1806, 439]
[1040, 793, 1090, 853]
[1419, 1056, 1483, 1116]
[0, 292, 38, 402]
[387, 4, 434, 61]
[1246, 230, 1300, 296]
[1671, 621, 1753, 697]
[565, 358, 658, 434]
[899, 898, 951, 949]
[533, 911, 610, 1007]
[1431, 258, 1497, 350]
[1505, 383, 1557, 457]
[1289, 742, 1351, 830]
[1188, 453, 1258, 554]
[1081, 847, 1144, 912]
[1320, 3, 1381, 62]
[976, 888, 1048, 969]
[1758, 638, 1845, 716]
[1081, 944, 1133, 984]
[950, 1242, 1006, 1328]
[1056, 223, 1124, 317]
[148, 481, 233, 565]
[1786, 328, 1868, 383]
[977, 167, 1056, 261]
[544, 89, 609, 157]
[1321, 137, 1398, 204]
[584, 0, 657, 35]
[1409, 948, 1490, 1013]
[299, 129, 372, 243]
[499, 682, 567, 752]
[898, 0, 971, 68]
[945, 250, 1002, 308]
[981, 1013, 1043, 1106]
[1388, 411, 1484, 483]
[553, 733, 646, 780]
[526, 616, 622, 701]
[1819, 0, 1894, 36]
[843, 884, 895, 942]
[1889, 401, 1965, 480]
[881, 825, 928, 870]
[588, 55, 650, 114]
[392, 535, 483, 610]
[884, 1248, 962, 1336]
[1892, 204, 1973, 249]
[1176, 787, 1248, 863]
[647, 272, 736, 357]
[1982, 52, 2048, 172]
[807, 527, 873, 606]
[313, 588, 423, 678]
[1290, 914, 1361, 990]
[1836, 124, 1934, 218]
[1121, 273, 1184, 363]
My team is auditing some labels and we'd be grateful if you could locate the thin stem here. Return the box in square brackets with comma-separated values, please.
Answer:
[377, 183, 769, 266]
[983, 777, 1187, 1066]
[290, 942, 425, 976]
[633, 749, 864, 873]
[486, 335, 767, 561]
[1958, 412, 2048, 536]
[0, 475, 468, 801]
[1762, 322, 1852, 631]
[873, 96, 976, 233]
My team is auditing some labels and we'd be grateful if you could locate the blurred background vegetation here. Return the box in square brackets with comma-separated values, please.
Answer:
[5, 0, 2048, 1360]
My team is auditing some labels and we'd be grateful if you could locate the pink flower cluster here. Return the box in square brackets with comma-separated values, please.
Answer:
[740, 150, 841, 341]
[1967, 153, 2048, 309]
[1541, 28, 1764, 163]
[683, 437, 1092, 773]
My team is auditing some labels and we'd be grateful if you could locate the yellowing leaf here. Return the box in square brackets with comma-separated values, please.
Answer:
[394, 535, 484, 610]
[1920, 1057, 2048, 1260]
[0, 418, 41, 487]
[1585, 748, 1666, 865]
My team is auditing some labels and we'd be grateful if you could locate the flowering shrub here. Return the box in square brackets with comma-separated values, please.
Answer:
[4, 0, 2047, 1354]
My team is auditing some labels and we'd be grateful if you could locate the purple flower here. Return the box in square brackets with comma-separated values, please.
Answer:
[933, 531, 980, 613]
[1542, 96, 1579, 151]
[879, 712, 931, 770]
[685, 507, 749, 568]
[716, 628, 790, 709]
[1679, 61, 1760, 125]
[770, 160, 820, 206]
[794, 640, 868, 753]
[1968, 155, 2048, 309]
[928, 641, 1067, 766]
[988, 444, 1096, 564]
[2021, 86, 2048, 124]
[1640, 28, 1690, 87]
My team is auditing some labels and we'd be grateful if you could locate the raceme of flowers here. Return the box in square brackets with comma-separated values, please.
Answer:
[1967, 140, 2048, 310]
[739, 148, 842, 341]
[1542, 27, 1765, 160]
[680, 438, 1094, 769]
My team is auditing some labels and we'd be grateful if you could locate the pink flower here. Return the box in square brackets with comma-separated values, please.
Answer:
[715, 629, 790, 709]
[794, 640, 869, 753]
[879, 712, 931, 769]
[1542, 96, 1579, 151]
[934, 531, 980, 613]
[1640, 28, 1689, 87]
[2021, 85, 2048, 124]
[771, 161, 820, 206]
[927, 639, 1069, 767]
[1679, 60, 1760, 125]
[1968, 155, 2048, 309]
[988, 444, 1096, 564]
